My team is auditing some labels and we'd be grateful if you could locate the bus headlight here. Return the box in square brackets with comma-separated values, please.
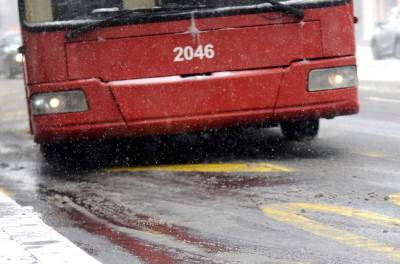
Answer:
[308, 66, 358, 92]
[15, 53, 23, 63]
[31, 90, 88, 115]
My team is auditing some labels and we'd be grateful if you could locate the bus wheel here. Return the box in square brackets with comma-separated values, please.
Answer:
[395, 40, 400, 59]
[39, 142, 79, 164]
[280, 119, 319, 140]
[371, 39, 382, 60]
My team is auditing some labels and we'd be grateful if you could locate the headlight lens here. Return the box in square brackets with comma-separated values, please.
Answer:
[31, 90, 88, 115]
[15, 53, 23, 63]
[308, 66, 358, 92]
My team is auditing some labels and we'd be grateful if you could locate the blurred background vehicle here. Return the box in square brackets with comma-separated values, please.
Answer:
[0, 32, 22, 79]
[371, 6, 400, 60]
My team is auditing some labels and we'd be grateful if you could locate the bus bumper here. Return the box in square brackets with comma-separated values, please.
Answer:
[30, 56, 359, 144]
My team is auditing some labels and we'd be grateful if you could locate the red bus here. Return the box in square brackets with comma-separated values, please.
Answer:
[18, 0, 358, 156]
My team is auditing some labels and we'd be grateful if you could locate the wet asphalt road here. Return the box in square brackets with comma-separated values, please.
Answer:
[1, 77, 400, 264]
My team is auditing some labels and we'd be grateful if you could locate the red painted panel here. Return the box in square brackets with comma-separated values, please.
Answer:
[70, 12, 297, 43]
[319, 4, 356, 57]
[32, 109, 275, 144]
[110, 69, 282, 122]
[302, 21, 323, 58]
[23, 32, 68, 84]
[66, 22, 321, 81]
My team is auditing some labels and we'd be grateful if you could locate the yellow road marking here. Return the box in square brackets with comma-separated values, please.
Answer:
[261, 203, 400, 260]
[108, 163, 295, 173]
[293, 203, 400, 226]
[363, 152, 385, 158]
[390, 194, 400, 206]
[353, 151, 385, 159]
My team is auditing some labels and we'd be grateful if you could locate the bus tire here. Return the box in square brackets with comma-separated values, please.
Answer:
[280, 119, 319, 140]
[371, 39, 382, 60]
[39, 142, 78, 164]
[395, 39, 400, 59]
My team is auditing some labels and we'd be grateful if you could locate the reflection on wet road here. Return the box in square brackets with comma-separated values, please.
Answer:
[1, 78, 400, 264]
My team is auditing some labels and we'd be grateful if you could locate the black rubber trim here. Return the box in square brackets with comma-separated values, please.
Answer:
[18, 0, 351, 33]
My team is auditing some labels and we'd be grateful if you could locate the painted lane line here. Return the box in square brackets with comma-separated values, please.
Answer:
[261, 203, 400, 261]
[368, 96, 400, 104]
[352, 151, 385, 159]
[0, 192, 101, 264]
[108, 162, 295, 173]
[361, 152, 385, 158]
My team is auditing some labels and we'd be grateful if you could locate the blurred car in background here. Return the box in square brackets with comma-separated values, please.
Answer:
[371, 7, 400, 60]
[0, 33, 22, 79]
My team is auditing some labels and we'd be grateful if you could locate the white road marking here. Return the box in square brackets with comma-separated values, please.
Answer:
[368, 96, 400, 104]
[0, 192, 101, 264]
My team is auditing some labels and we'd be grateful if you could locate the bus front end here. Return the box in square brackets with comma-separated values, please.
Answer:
[19, 0, 358, 146]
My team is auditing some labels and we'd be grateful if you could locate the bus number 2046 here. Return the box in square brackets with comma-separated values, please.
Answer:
[173, 44, 215, 62]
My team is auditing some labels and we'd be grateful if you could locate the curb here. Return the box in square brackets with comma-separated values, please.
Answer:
[0, 192, 102, 264]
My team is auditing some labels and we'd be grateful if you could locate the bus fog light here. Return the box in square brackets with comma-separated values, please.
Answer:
[31, 90, 88, 115]
[308, 66, 358, 92]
